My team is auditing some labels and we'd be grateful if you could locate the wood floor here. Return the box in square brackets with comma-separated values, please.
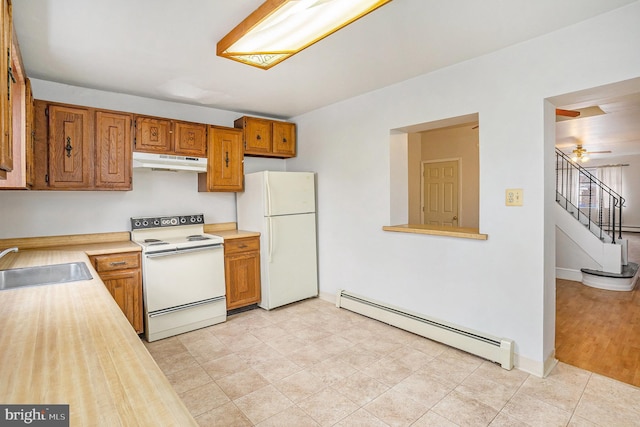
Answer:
[556, 232, 640, 387]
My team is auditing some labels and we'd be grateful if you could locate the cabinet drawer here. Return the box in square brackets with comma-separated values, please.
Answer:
[92, 252, 140, 272]
[224, 237, 259, 255]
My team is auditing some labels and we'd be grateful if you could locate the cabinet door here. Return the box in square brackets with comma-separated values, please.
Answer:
[48, 105, 92, 188]
[0, 0, 12, 177]
[95, 111, 132, 190]
[134, 116, 171, 154]
[272, 121, 296, 157]
[24, 78, 34, 187]
[225, 251, 261, 310]
[199, 126, 243, 192]
[239, 116, 271, 155]
[174, 121, 206, 157]
[100, 269, 143, 334]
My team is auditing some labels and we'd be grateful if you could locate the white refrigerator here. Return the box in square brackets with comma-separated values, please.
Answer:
[236, 171, 318, 310]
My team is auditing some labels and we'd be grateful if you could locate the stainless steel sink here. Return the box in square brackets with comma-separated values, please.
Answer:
[0, 262, 93, 291]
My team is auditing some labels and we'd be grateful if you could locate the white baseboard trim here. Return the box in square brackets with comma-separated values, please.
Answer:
[514, 353, 557, 377]
[318, 291, 334, 303]
[556, 267, 582, 281]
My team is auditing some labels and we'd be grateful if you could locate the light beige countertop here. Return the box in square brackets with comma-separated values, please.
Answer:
[0, 250, 197, 426]
[211, 229, 260, 240]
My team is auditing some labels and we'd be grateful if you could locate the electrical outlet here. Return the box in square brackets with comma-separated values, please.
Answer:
[506, 189, 523, 206]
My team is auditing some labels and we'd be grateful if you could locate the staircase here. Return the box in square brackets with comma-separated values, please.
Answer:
[555, 149, 638, 291]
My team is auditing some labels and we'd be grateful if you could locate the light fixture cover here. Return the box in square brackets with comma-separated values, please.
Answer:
[217, 0, 392, 69]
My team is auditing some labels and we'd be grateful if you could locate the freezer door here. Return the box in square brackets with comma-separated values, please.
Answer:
[261, 212, 318, 309]
[265, 171, 315, 216]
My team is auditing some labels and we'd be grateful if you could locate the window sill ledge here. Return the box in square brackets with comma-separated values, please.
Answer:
[382, 224, 488, 240]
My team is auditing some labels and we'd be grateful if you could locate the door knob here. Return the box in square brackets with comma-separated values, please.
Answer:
[453, 216, 458, 221]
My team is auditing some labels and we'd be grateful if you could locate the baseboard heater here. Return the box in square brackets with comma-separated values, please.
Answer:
[336, 290, 514, 370]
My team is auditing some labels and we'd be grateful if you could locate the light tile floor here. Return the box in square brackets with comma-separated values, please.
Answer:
[144, 298, 640, 426]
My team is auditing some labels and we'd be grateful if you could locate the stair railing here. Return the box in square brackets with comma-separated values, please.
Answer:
[556, 149, 624, 243]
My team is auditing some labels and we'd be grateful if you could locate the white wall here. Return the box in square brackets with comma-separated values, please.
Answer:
[0, 80, 285, 238]
[288, 2, 640, 374]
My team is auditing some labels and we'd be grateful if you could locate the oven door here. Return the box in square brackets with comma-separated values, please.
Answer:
[143, 244, 225, 313]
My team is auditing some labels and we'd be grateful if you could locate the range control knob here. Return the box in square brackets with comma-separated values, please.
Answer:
[153, 219, 160, 226]
[142, 220, 149, 227]
[197, 215, 203, 223]
[180, 217, 187, 224]
[190, 216, 197, 223]
[170, 217, 178, 225]
[134, 220, 141, 228]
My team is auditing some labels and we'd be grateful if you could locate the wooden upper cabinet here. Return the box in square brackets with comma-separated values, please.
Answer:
[174, 121, 207, 157]
[95, 111, 132, 190]
[0, 0, 13, 178]
[272, 121, 296, 157]
[134, 116, 171, 154]
[234, 116, 296, 158]
[134, 116, 207, 157]
[198, 126, 243, 192]
[48, 104, 92, 189]
[237, 116, 271, 156]
[24, 78, 34, 187]
[0, 34, 32, 190]
[32, 100, 133, 191]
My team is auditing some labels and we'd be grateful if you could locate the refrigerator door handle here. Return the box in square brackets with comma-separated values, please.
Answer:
[265, 171, 272, 216]
[268, 217, 273, 262]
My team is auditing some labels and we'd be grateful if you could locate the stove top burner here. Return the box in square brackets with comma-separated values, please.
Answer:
[187, 235, 211, 241]
[144, 239, 169, 246]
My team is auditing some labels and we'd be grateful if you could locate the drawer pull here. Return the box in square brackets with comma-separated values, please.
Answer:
[110, 261, 127, 267]
[238, 244, 247, 249]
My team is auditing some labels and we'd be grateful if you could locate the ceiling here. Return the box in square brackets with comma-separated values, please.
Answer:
[554, 82, 640, 161]
[11, 1, 640, 161]
[12, 0, 637, 120]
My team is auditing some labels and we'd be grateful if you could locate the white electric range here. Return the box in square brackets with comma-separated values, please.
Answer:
[131, 214, 226, 342]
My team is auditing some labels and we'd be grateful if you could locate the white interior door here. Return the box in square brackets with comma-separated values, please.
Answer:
[262, 212, 318, 309]
[422, 160, 459, 226]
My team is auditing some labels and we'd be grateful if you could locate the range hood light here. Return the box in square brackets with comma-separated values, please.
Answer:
[132, 152, 208, 172]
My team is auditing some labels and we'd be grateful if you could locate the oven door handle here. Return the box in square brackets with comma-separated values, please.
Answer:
[145, 243, 222, 258]
[148, 296, 226, 317]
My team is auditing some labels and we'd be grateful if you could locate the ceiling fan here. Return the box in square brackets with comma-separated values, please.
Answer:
[570, 144, 611, 163]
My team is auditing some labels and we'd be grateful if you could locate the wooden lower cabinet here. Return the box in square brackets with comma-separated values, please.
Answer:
[89, 252, 143, 333]
[224, 236, 261, 310]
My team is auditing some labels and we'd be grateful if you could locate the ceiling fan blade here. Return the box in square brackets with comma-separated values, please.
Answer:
[587, 150, 612, 154]
[556, 108, 581, 117]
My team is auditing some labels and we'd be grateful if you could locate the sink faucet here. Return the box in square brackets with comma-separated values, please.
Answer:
[0, 247, 18, 260]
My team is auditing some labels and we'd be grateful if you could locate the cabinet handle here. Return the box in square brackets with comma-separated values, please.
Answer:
[7, 49, 15, 101]
[225, 151, 229, 168]
[110, 261, 127, 267]
[65, 136, 73, 158]
[282, 138, 287, 143]
[256, 134, 261, 140]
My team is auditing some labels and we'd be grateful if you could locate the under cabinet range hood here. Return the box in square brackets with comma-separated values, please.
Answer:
[132, 152, 207, 172]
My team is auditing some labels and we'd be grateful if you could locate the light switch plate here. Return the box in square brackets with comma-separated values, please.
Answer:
[506, 189, 523, 206]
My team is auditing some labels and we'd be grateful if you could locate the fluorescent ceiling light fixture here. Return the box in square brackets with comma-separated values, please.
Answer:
[217, 0, 392, 69]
